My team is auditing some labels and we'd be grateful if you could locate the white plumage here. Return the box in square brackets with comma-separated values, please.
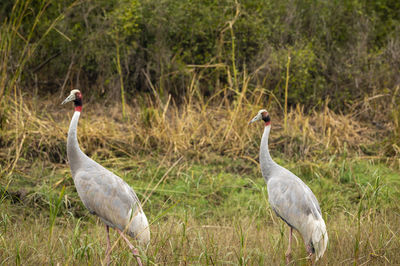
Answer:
[249, 109, 328, 263]
[62, 89, 149, 265]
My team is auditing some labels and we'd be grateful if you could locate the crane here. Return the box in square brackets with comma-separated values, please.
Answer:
[62, 89, 150, 265]
[249, 109, 328, 264]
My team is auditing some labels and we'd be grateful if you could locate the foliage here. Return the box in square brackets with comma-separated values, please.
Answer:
[1, 0, 399, 110]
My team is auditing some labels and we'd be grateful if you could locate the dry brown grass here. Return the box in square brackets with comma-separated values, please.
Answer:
[0, 87, 386, 179]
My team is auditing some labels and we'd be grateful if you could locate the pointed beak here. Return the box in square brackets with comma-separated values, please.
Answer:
[248, 114, 261, 125]
[61, 94, 75, 105]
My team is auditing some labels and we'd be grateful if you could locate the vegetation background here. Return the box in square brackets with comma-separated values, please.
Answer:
[1, 0, 400, 265]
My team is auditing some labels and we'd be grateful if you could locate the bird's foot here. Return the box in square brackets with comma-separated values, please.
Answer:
[285, 251, 292, 264]
[126, 243, 143, 266]
[133, 248, 143, 266]
[104, 253, 111, 266]
[306, 252, 314, 266]
[115, 228, 143, 266]
[104, 245, 111, 266]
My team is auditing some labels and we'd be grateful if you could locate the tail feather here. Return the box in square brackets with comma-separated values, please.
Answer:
[311, 218, 328, 261]
[127, 209, 151, 246]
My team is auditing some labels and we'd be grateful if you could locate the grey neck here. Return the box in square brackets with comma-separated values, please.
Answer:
[67, 111, 87, 176]
[259, 125, 276, 181]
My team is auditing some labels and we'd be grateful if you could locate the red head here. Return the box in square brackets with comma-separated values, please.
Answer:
[248, 109, 271, 126]
[61, 89, 82, 112]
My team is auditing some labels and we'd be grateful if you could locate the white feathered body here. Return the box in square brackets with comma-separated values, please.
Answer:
[260, 125, 328, 260]
[67, 111, 150, 245]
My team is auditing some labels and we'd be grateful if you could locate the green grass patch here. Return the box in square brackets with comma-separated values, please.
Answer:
[1, 153, 399, 264]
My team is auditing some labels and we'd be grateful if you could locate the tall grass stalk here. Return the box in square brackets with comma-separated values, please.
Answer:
[229, 2, 240, 92]
[284, 52, 291, 133]
[0, 213, 9, 234]
[115, 39, 127, 120]
[354, 196, 363, 265]
[5, 92, 26, 179]
[49, 186, 66, 241]
[229, 24, 238, 92]
[391, 86, 399, 138]
[15, 242, 21, 266]
[235, 222, 249, 265]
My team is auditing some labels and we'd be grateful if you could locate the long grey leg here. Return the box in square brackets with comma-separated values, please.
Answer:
[105, 225, 111, 266]
[116, 228, 143, 266]
[285, 227, 293, 264]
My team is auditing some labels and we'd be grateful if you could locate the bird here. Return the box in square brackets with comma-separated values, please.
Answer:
[62, 89, 150, 265]
[249, 109, 328, 264]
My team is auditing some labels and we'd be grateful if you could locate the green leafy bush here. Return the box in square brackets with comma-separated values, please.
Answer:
[1, 0, 399, 111]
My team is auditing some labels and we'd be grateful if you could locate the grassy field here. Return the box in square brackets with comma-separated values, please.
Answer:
[1, 94, 400, 265]
[1, 1, 400, 264]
